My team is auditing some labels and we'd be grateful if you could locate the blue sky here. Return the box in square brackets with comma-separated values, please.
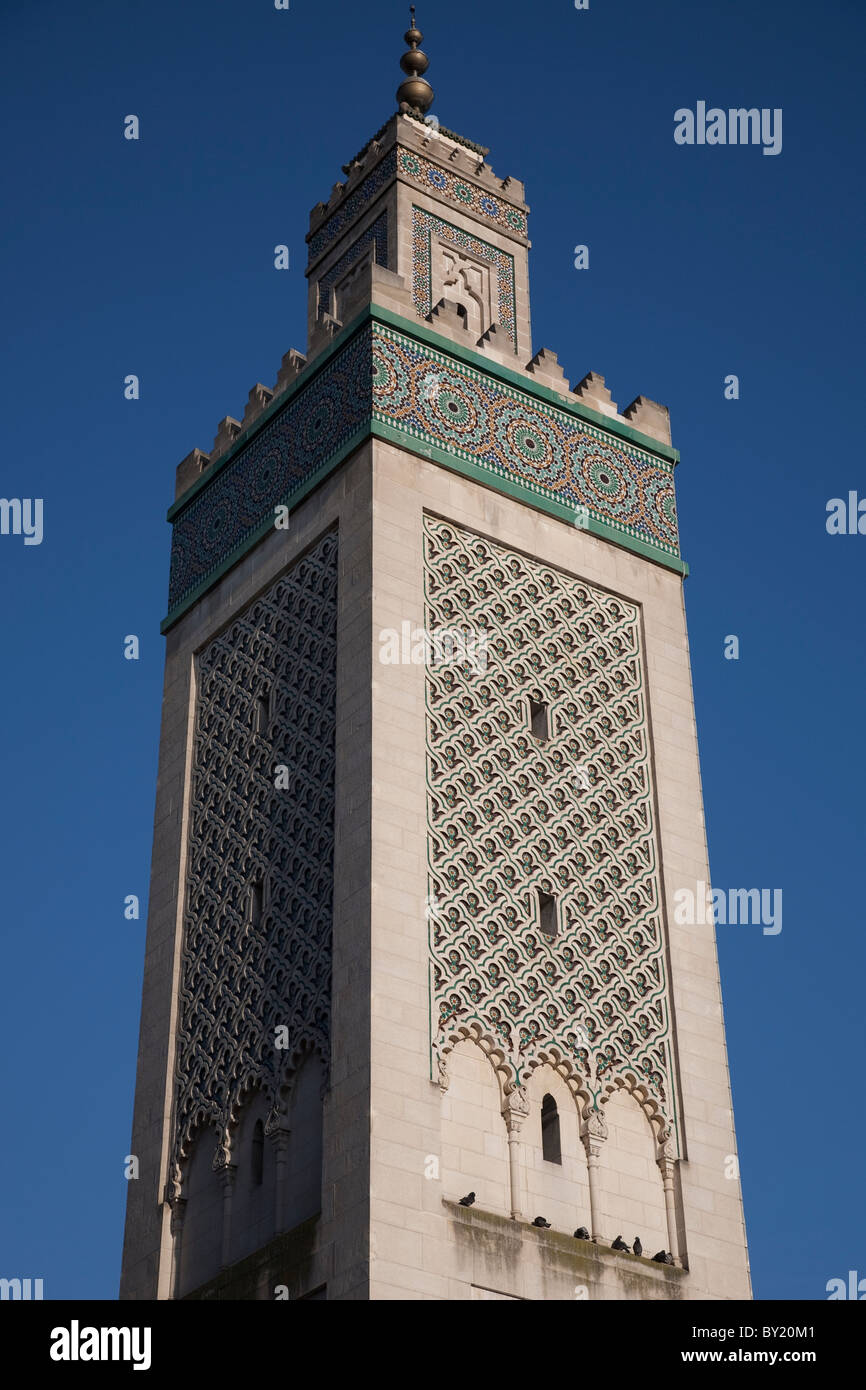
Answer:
[1, 0, 863, 1300]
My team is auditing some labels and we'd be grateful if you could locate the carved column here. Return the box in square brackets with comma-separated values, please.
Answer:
[266, 1106, 291, 1234]
[501, 1085, 530, 1221]
[168, 1193, 187, 1301]
[214, 1142, 238, 1270]
[657, 1126, 680, 1265]
[580, 1108, 608, 1242]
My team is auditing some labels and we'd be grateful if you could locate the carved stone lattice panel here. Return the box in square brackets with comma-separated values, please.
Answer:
[424, 518, 678, 1142]
[171, 531, 338, 1183]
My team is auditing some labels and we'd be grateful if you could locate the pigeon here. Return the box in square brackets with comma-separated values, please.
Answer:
[633, 1237, 643, 1257]
[532, 1216, 551, 1228]
[574, 1226, 590, 1241]
[652, 1249, 669, 1263]
[458, 1192, 476, 1207]
[611, 1235, 630, 1251]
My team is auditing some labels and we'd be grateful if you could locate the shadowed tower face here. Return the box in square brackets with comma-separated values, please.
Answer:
[121, 15, 750, 1301]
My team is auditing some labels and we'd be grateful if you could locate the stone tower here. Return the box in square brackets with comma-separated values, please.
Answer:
[120, 16, 751, 1301]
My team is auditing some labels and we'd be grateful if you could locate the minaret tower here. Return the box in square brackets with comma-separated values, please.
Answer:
[121, 15, 750, 1301]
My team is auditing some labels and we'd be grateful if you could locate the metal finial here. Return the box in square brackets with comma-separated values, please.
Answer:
[397, 7, 434, 114]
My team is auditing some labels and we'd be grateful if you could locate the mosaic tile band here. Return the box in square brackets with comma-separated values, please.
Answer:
[308, 149, 397, 265]
[397, 147, 527, 236]
[307, 142, 528, 267]
[371, 326, 678, 554]
[167, 331, 371, 615]
[166, 317, 680, 623]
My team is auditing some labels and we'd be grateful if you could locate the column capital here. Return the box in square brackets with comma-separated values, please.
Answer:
[501, 1084, 530, 1133]
[581, 1107, 608, 1157]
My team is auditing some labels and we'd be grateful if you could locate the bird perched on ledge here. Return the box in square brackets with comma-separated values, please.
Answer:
[458, 1191, 475, 1207]
[652, 1249, 675, 1264]
[574, 1226, 590, 1241]
[611, 1235, 630, 1251]
[532, 1216, 551, 1228]
[633, 1237, 643, 1256]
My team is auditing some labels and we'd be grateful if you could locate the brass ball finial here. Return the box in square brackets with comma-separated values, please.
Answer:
[397, 6, 434, 114]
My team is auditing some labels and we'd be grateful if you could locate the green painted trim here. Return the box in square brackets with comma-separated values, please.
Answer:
[170, 298, 677, 520]
[161, 423, 370, 633]
[369, 303, 680, 465]
[164, 404, 687, 632]
[371, 418, 688, 576]
[164, 304, 688, 629]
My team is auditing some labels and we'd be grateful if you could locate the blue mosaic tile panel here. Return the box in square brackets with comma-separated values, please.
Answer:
[167, 331, 371, 614]
[371, 326, 679, 555]
[308, 149, 397, 264]
[411, 207, 517, 347]
[316, 214, 389, 314]
[397, 147, 527, 236]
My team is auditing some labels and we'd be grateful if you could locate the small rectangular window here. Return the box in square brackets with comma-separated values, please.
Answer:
[538, 890, 557, 939]
[250, 880, 264, 928]
[255, 690, 270, 736]
[529, 699, 549, 742]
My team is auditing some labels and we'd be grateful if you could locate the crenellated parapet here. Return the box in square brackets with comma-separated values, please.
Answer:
[165, 304, 683, 631]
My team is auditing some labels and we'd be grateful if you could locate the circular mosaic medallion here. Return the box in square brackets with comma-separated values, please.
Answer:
[577, 445, 639, 519]
[302, 394, 336, 451]
[421, 372, 484, 445]
[204, 498, 233, 552]
[249, 448, 283, 505]
[495, 401, 565, 480]
[372, 345, 398, 397]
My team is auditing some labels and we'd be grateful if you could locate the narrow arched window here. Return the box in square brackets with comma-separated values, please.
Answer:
[541, 1093, 562, 1165]
[251, 1119, 264, 1186]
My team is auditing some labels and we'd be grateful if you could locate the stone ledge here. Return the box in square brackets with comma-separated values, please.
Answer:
[443, 1201, 687, 1298]
[183, 1214, 324, 1301]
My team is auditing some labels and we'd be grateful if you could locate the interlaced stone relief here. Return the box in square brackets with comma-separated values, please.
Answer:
[170, 532, 338, 1191]
[424, 518, 678, 1145]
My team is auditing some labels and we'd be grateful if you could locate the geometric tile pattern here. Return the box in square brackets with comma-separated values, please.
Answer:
[397, 147, 527, 236]
[166, 318, 680, 626]
[423, 518, 677, 1141]
[372, 326, 679, 554]
[171, 532, 337, 1186]
[307, 140, 529, 268]
[316, 214, 389, 314]
[308, 150, 397, 266]
[411, 206, 518, 346]
[166, 331, 370, 616]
